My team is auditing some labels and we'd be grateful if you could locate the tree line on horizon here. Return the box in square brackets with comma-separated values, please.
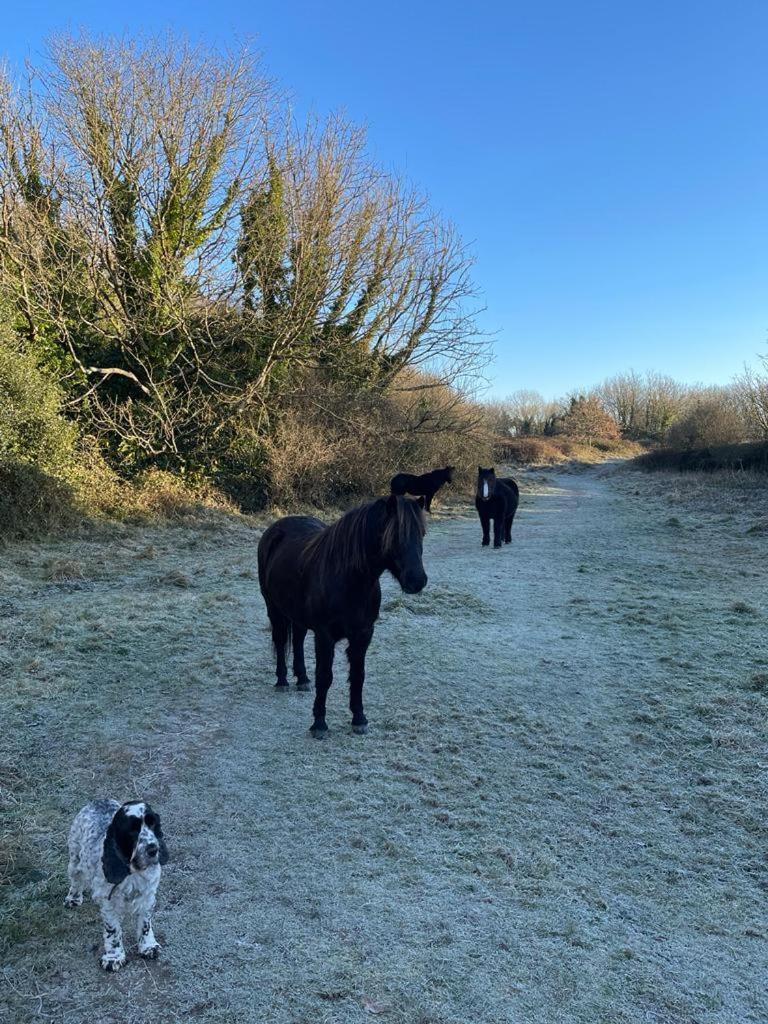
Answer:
[483, 365, 768, 449]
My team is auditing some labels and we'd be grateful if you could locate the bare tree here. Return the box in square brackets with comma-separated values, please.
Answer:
[666, 385, 746, 448]
[482, 389, 562, 436]
[596, 371, 643, 436]
[235, 114, 487, 414]
[734, 362, 768, 440]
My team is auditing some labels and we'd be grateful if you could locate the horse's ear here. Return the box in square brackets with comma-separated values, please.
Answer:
[102, 812, 131, 885]
[478, 465, 483, 473]
[416, 496, 426, 509]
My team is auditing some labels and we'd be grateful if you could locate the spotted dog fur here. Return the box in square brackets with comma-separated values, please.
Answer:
[64, 799, 169, 972]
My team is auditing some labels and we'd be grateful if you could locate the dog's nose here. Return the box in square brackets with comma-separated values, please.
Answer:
[146, 843, 159, 857]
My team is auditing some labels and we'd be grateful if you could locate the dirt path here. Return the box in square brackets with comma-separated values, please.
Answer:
[2, 467, 767, 1024]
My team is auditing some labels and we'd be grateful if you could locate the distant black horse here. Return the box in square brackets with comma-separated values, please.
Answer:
[257, 495, 428, 736]
[390, 466, 454, 512]
[475, 467, 519, 548]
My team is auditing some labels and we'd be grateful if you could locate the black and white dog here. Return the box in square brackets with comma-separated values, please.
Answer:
[64, 799, 169, 971]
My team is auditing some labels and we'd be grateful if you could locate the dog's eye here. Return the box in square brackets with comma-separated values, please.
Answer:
[144, 814, 157, 829]
[127, 817, 141, 833]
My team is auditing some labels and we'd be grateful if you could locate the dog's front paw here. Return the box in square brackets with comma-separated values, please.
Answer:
[100, 952, 126, 972]
[64, 892, 83, 908]
[139, 942, 161, 960]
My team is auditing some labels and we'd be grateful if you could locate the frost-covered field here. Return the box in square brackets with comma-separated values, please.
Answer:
[1, 466, 767, 1024]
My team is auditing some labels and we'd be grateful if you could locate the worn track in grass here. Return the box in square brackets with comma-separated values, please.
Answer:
[1, 467, 767, 1023]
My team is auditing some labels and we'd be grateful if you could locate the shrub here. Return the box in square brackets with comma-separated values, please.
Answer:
[0, 462, 81, 539]
[634, 442, 768, 473]
[560, 395, 620, 443]
[0, 331, 78, 475]
[260, 372, 491, 508]
[666, 397, 746, 449]
[494, 437, 562, 465]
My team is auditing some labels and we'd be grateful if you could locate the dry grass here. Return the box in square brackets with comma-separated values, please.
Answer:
[613, 466, 768, 531]
[495, 436, 643, 467]
[1, 467, 766, 1023]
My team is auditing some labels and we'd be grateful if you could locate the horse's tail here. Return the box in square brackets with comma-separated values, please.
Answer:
[257, 524, 284, 585]
[257, 525, 293, 660]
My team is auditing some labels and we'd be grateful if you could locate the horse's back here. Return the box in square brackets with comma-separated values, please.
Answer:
[258, 516, 324, 593]
[390, 472, 415, 495]
[498, 477, 520, 514]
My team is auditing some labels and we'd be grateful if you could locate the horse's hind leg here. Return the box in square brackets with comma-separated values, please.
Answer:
[268, 610, 290, 689]
[310, 631, 335, 737]
[347, 627, 373, 735]
[292, 626, 310, 690]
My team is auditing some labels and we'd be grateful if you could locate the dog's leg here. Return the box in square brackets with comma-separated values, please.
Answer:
[64, 854, 85, 908]
[99, 902, 126, 972]
[136, 891, 161, 960]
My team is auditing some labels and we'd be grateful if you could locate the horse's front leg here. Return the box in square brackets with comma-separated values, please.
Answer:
[347, 628, 374, 735]
[493, 513, 503, 548]
[310, 631, 335, 737]
[479, 507, 490, 546]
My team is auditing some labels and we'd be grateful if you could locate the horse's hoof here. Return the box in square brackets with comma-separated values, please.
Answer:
[309, 722, 328, 738]
[296, 680, 311, 691]
[274, 681, 289, 690]
[493, 543, 502, 549]
[481, 541, 490, 547]
[352, 722, 368, 735]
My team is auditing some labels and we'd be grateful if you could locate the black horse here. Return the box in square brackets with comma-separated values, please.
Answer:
[257, 495, 428, 736]
[390, 466, 454, 512]
[475, 467, 519, 548]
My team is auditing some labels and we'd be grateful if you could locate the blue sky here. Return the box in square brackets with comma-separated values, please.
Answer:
[4, 1, 768, 397]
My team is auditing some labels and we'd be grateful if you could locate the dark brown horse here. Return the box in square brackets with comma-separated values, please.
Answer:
[475, 467, 519, 547]
[390, 466, 454, 512]
[257, 495, 427, 736]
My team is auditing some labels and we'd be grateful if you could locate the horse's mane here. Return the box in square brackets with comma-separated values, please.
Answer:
[301, 497, 426, 578]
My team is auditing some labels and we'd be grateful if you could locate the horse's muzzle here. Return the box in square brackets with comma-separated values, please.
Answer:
[401, 571, 427, 594]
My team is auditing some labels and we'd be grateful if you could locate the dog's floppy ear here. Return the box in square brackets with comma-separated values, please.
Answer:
[152, 810, 170, 865]
[102, 811, 131, 885]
